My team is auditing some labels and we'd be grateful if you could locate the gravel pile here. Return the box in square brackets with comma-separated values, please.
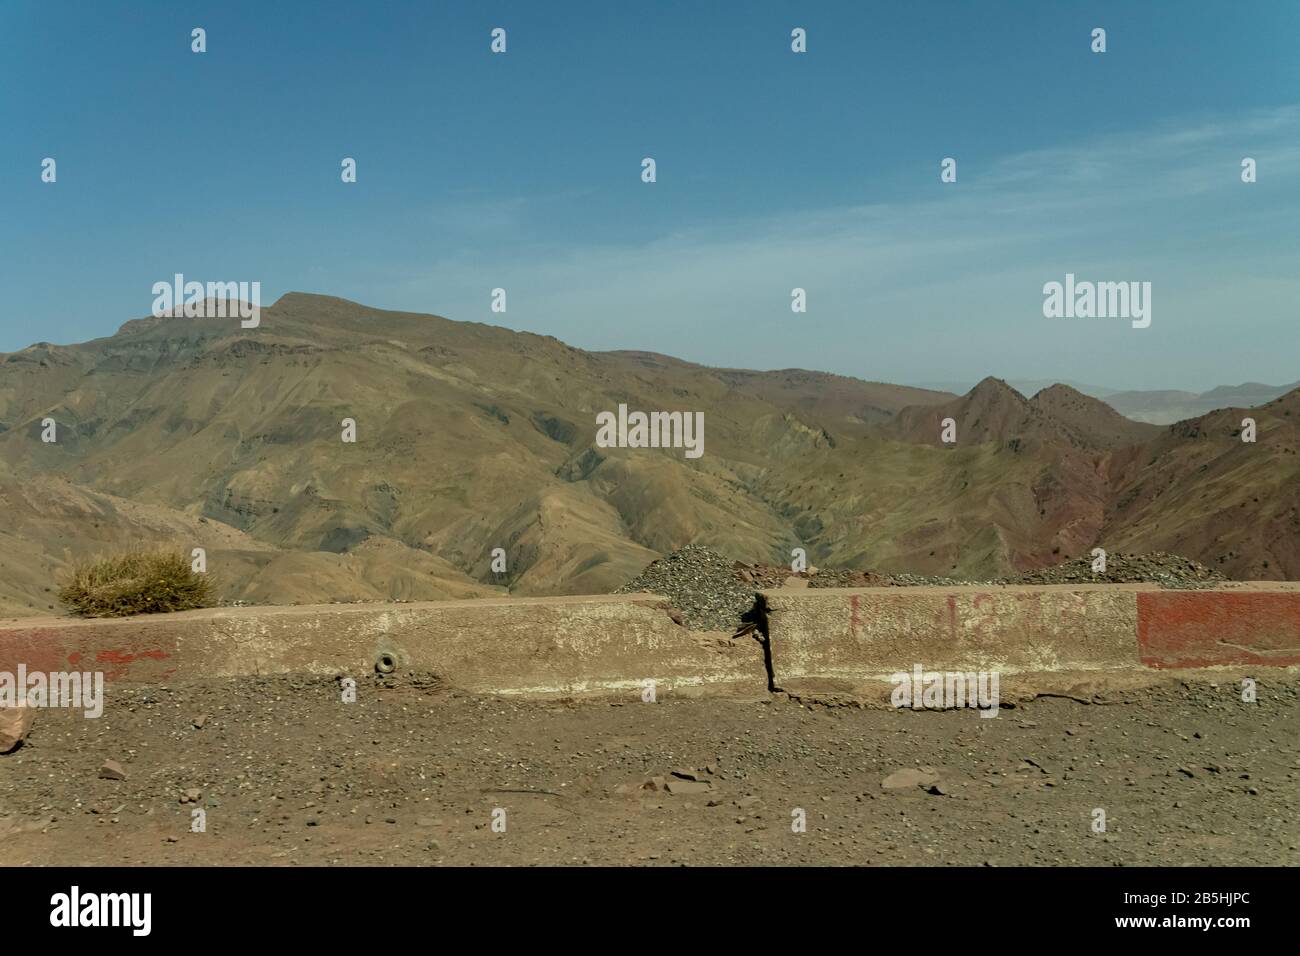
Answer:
[733, 563, 802, 590]
[810, 569, 967, 588]
[618, 546, 1230, 632]
[615, 544, 759, 631]
[796, 552, 1226, 590]
[1004, 551, 1226, 589]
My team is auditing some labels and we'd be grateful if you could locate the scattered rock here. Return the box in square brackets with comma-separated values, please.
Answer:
[0, 705, 36, 753]
[98, 760, 128, 781]
[664, 780, 712, 796]
[882, 767, 940, 790]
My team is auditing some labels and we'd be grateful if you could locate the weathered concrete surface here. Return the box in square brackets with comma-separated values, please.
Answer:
[761, 584, 1148, 692]
[762, 583, 1300, 692]
[1138, 587, 1300, 668]
[0, 595, 767, 699]
[7, 584, 1299, 702]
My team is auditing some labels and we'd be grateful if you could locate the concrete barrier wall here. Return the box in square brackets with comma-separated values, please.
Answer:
[0, 594, 768, 699]
[4, 584, 1298, 700]
[760, 585, 1146, 690]
[1137, 586, 1300, 668]
[761, 583, 1300, 690]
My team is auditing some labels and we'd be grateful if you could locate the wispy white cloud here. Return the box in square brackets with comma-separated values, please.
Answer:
[373, 105, 1300, 391]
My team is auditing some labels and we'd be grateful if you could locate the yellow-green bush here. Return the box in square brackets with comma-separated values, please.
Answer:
[58, 549, 214, 617]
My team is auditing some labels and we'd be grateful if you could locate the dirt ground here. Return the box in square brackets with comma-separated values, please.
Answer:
[2, 673, 1297, 866]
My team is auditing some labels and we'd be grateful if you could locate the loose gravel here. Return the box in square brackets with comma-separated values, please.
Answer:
[615, 544, 757, 631]
[617, 546, 1232, 632]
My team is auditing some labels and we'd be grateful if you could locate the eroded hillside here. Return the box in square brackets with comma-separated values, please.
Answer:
[0, 293, 1295, 615]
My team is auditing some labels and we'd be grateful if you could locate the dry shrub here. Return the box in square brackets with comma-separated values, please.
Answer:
[58, 549, 214, 617]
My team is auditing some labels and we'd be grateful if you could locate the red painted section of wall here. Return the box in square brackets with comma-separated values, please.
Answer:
[0, 627, 179, 681]
[1137, 592, 1300, 668]
[93, 647, 175, 680]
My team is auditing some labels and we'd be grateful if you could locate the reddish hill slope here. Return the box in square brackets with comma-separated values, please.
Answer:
[0, 292, 1293, 615]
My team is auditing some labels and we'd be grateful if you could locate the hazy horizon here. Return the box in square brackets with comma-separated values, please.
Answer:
[7, 287, 1297, 399]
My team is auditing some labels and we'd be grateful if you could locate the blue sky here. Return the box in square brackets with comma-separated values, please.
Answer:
[2, 0, 1297, 391]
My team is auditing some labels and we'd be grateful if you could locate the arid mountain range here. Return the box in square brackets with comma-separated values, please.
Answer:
[919, 378, 1300, 425]
[1, 292, 1296, 617]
